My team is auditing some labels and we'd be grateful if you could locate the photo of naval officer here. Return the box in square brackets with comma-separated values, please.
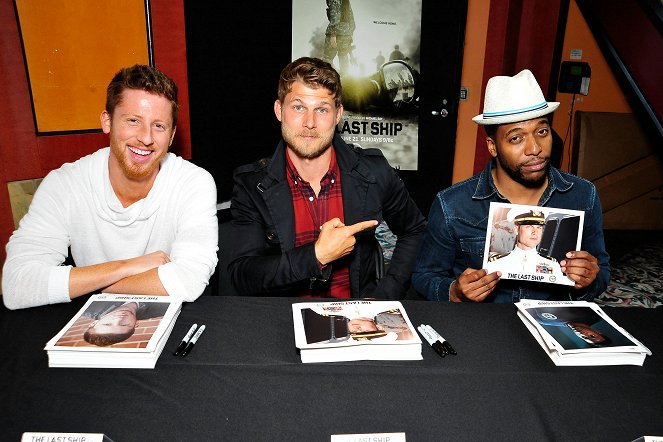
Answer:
[489, 210, 563, 273]
[483, 204, 582, 286]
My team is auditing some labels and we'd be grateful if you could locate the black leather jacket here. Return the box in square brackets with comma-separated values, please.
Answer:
[227, 135, 426, 300]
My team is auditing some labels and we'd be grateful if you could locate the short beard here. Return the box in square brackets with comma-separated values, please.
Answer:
[290, 143, 331, 160]
[496, 153, 549, 189]
[281, 128, 334, 160]
[111, 143, 165, 181]
[120, 160, 161, 180]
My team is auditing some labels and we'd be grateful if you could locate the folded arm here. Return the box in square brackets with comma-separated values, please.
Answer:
[70, 251, 170, 296]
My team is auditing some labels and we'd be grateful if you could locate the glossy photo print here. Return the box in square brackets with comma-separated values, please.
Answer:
[483, 202, 584, 286]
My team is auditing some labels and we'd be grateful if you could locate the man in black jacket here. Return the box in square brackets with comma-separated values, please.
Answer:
[228, 57, 425, 300]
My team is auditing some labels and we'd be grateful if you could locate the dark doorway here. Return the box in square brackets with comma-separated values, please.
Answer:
[184, 1, 467, 214]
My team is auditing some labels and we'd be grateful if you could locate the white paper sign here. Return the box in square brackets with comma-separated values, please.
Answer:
[21, 433, 107, 442]
[331, 432, 406, 442]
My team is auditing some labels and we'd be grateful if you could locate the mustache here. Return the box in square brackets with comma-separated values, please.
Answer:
[522, 157, 549, 166]
[298, 131, 320, 137]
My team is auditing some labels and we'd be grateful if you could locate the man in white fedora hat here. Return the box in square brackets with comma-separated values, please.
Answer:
[412, 69, 609, 303]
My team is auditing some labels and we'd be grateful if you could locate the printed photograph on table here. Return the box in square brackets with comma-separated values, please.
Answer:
[292, 300, 422, 363]
[51, 297, 170, 348]
[483, 202, 584, 286]
[291, 0, 422, 170]
[301, 302, 416, 343]
[515, 300, 652, 366]
[524, 304, 638, 350]
[44, 294, 182, 369]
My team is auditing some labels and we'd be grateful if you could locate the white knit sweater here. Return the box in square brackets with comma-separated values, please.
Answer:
[2, 148, 218, 309]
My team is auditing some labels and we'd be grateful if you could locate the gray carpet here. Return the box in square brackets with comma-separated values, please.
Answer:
[596, 231, 663, 308]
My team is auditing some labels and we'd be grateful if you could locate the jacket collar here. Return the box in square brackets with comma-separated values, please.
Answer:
[258, 139, 288, 191]
[334, 135, 376, 184]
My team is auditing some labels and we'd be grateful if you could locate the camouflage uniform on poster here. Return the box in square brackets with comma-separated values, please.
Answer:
[323, 0, 355, 73]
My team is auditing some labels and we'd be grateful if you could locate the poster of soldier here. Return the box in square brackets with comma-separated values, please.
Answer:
[291, 0, 422, 170]
[482, 202, 585, 286]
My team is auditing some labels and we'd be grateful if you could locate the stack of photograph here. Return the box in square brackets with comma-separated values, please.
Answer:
[516, 300, 651, 366]
[292, 300, 422, 363]
[44, 294, 182, 369]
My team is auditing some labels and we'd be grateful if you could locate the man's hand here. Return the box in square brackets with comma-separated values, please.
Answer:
[314, 218, 378, 266]
[560, 251, 599, 290]
[450, 268, 501, 302]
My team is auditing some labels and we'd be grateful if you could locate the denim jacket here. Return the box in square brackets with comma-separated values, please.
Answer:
[412, 160, 610, 303]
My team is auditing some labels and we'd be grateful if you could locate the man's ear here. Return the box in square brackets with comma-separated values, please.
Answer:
[100, 111, 111, 134]
[335, 104, 343, 124]
[274, 100, 283, 122]
[486, 137, 497, 158]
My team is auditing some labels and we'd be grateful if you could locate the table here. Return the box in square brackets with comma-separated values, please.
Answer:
[1, 296, 662, 441]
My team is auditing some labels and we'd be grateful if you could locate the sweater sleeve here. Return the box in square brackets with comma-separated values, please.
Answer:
[155, 168, 218, 302]
[2, 171, 74, 309]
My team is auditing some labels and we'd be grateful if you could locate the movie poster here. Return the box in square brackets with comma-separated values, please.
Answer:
[292, 0, 422, 170]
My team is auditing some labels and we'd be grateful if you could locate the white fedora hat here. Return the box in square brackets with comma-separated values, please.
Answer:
[473, 69, 559, 125]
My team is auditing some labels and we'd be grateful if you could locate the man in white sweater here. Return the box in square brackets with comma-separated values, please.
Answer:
[2, 65, 218, 310]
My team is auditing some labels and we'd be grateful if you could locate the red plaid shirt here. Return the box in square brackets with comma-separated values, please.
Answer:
[286, 148, 351, 298]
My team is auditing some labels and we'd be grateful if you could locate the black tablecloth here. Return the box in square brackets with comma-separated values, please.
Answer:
[1, 296, 662, 441]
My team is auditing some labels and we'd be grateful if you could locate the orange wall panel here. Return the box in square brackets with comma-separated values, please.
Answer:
[15, 0, 150, 133]
[453, 0, 490, 184]
[0, 1, 190, 262]
[552, 0, 632, 171]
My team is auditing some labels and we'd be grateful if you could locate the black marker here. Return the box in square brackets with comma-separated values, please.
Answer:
[417, 325, 448, 358]
[442, 341, 457, 356]
[431, 339, 449, 357]
[173, 323, 197, 356]
[180, 325, 205, 357]
[427, 325, 457, 356]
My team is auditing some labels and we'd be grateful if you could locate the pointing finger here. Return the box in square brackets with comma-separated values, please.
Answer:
[346, 220, 379, 235]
